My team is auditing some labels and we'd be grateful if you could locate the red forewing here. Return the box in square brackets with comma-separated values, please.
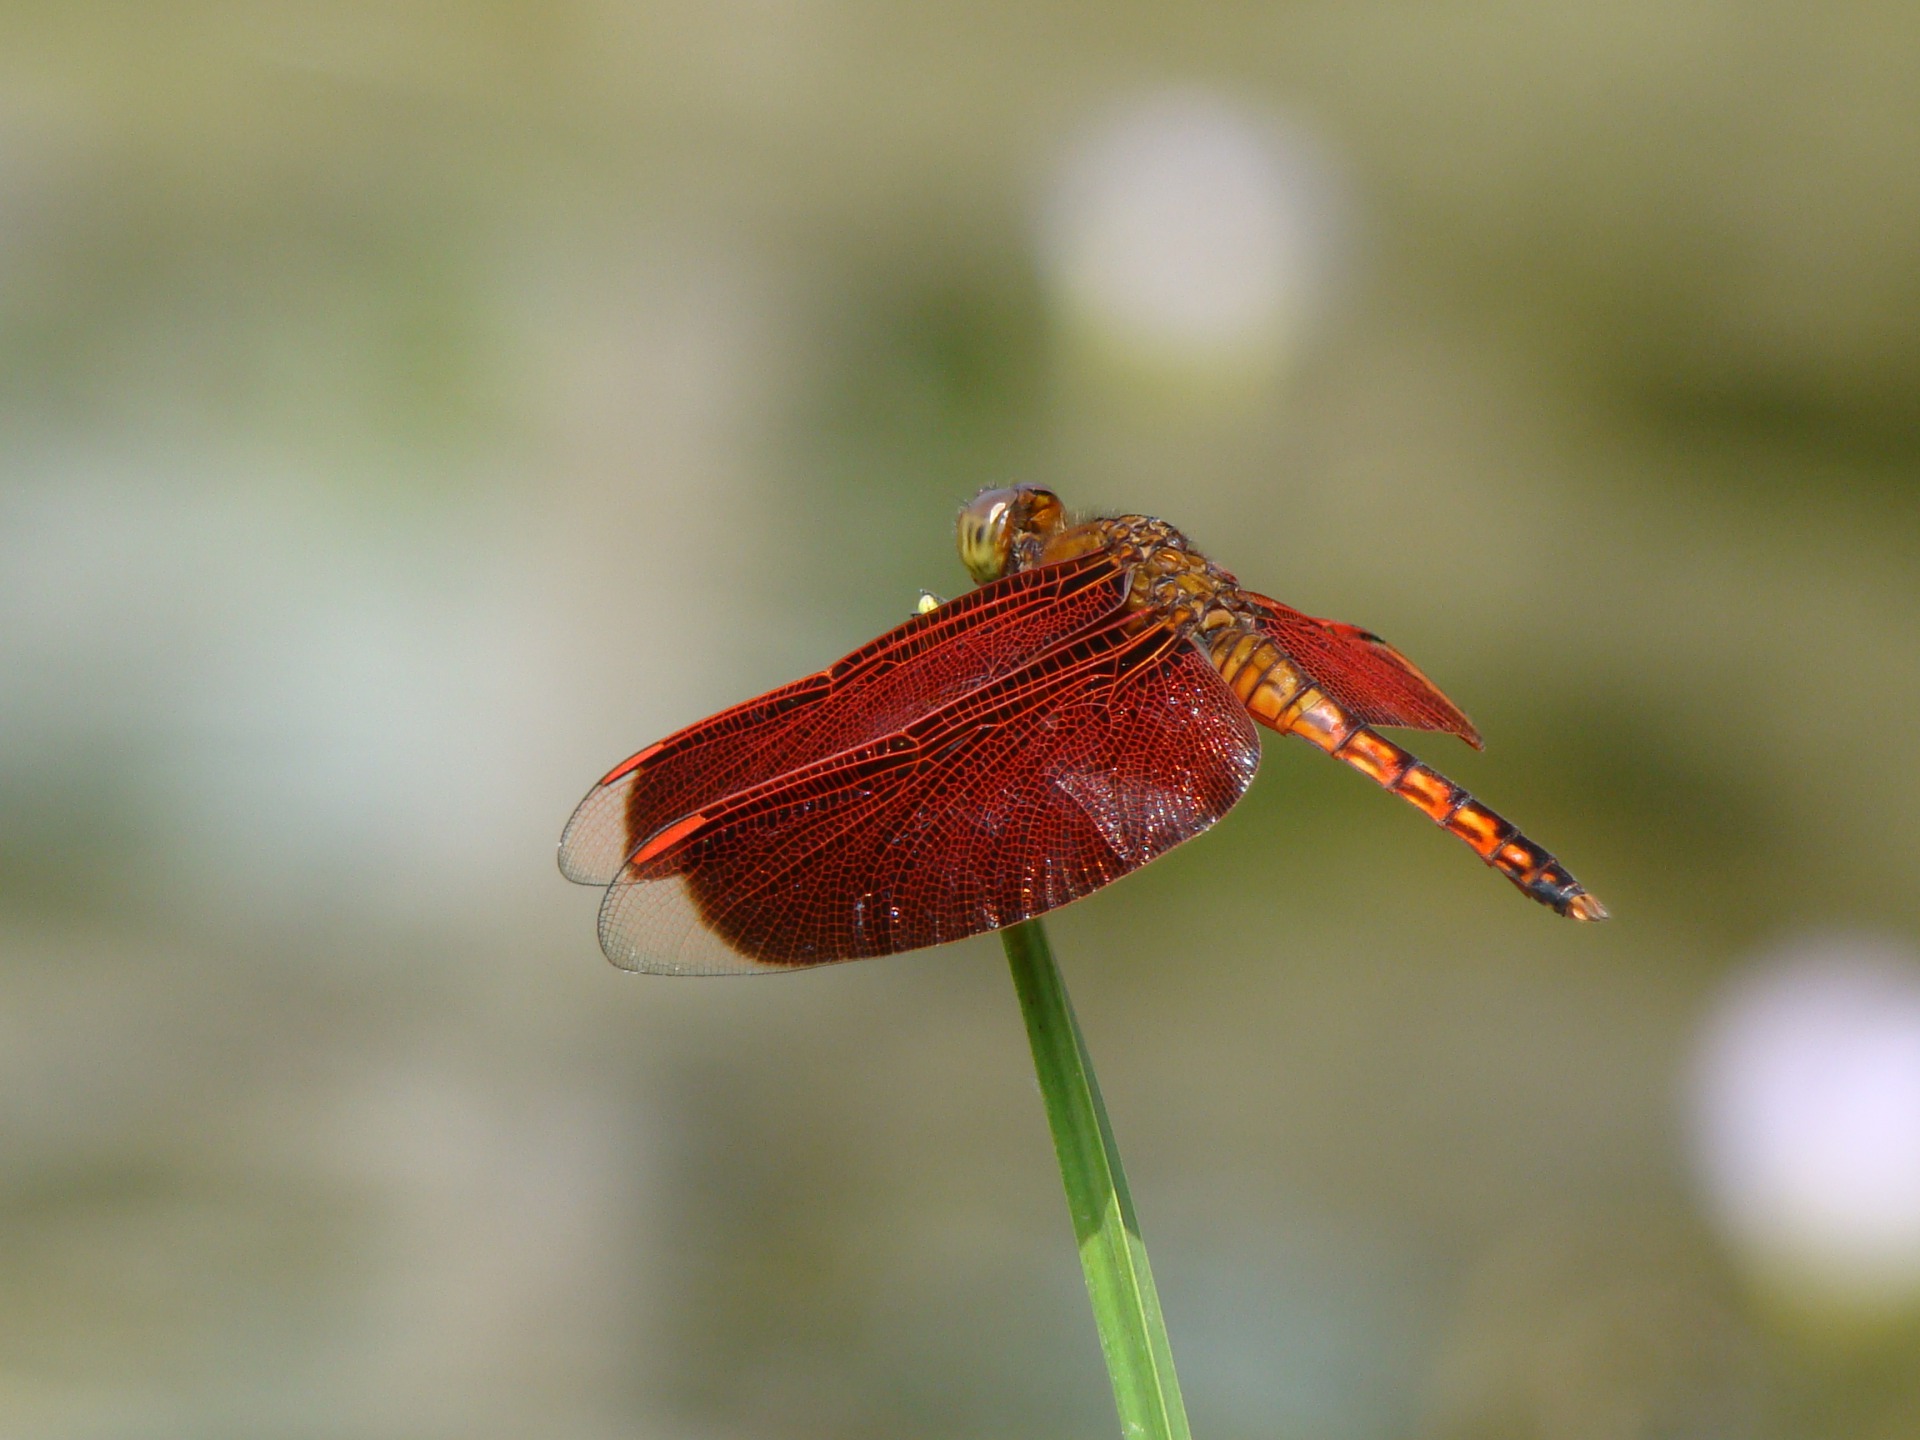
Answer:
[1244, 592, 1482, 748]
[595, 613, 1260, 973]
[559, 550, 1132, 886]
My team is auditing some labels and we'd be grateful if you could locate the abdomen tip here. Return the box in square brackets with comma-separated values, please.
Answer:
[1565, 893, 1610, 922]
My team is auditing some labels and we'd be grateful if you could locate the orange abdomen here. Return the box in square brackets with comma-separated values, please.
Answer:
[1207, 627, 1606, 920]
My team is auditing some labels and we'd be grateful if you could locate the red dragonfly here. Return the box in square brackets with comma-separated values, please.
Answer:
[561, 486, 1605, 973]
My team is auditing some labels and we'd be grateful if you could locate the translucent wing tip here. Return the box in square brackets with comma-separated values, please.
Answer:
[596, 869, 803, 975]
[558, 768, 648, 886]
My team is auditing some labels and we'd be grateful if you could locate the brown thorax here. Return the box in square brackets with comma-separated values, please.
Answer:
[958, 486, 1256, 640]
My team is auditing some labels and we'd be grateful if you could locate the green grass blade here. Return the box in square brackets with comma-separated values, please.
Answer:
[1001, 918, 1193, 1440]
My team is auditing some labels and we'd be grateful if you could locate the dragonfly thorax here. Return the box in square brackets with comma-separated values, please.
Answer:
[964, 488, 1263, 648]
[1037, 514, 1250, 638]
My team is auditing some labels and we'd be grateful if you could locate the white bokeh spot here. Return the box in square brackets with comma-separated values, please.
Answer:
[1690, 933, 1920, 1311]
[1039, 89, 1339, 367]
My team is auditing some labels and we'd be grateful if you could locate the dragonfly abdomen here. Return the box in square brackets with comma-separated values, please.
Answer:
[1336, 727, 1606, 920]
[1208, 626, 1606, 921]
[1205, 625, 1326, 732]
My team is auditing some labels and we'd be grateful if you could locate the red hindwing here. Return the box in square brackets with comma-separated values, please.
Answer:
[1243, 592, 1482, 748]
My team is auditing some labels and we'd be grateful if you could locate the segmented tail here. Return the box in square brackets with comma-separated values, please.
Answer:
[1306, 718, 1606, 919]
[1209, 627, 1607, 920]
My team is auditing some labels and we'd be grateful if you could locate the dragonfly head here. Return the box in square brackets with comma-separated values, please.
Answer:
[958, 486, 1065, 584]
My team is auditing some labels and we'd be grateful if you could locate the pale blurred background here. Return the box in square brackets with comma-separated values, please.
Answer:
[3, 5, 1919, 1438]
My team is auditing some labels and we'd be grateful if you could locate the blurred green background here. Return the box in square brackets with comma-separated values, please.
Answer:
[5, 4, 1920, 1437]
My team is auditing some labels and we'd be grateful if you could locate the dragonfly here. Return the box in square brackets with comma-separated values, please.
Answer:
[560, 486, 1606, 973]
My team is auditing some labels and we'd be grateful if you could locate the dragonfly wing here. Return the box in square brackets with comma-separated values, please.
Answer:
[560, 550, 1131, 885]
[595, 616, 1260, 972]
[1243, 592, 1482, 748]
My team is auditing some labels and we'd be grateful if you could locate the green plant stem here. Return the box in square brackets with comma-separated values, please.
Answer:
[1001, 918, 1193, 1440]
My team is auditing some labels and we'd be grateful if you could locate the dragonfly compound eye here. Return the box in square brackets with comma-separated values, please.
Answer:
[959, 486, 1067, 583]
[958, 488, 1020, 583]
